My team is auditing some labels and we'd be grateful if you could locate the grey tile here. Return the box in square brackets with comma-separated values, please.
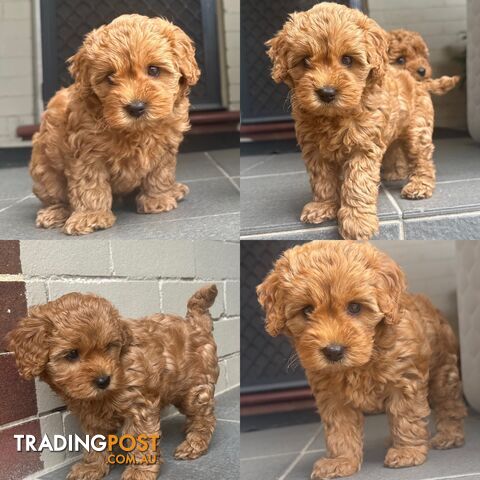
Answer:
[243, 221, 401, 240]
[38, 390, 240, 480]
[241, 423, 320, 459]
[174, 152, 223, 182]
[404, 213, 480, 240]
[208, 149, 239, 177]
[0, 199, 16, 211]
[387, 179, 480, 219]
[240, 155, 273, 174]
[215, 387, 239, 422]
[0, 179, 239, 240]
[241, 453, 298, 480]
[286, 413, 480, 480]
[0, 167, 33, 200]
[240, 172, 398, 236]
[241, 152, 304, 177]
[232, 177, 240, 187]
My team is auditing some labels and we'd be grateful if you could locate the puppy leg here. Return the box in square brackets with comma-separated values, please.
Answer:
[312, 403, 363, 479]
[67, 450, 110, 480]
[301, 160, 340, 224]
[136, 156, 188, 214]
[382, 141, 409, 181]
[174, 383, 216, 460]
[385, 384, 430, 468]
[337, 151, 382, 240]
[401, 95, 435, 199]
[429, 353, 467, 449]
[121, 408, 162, 480]
[63, 164, 116, 235]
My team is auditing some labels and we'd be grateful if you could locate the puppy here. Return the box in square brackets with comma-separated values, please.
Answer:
[8, 286, 219, 480]
[257, 241, 467, 479]
[266, 3, 436, 239]
[30, 14, 199, 235]
[388, 29, 460, 92]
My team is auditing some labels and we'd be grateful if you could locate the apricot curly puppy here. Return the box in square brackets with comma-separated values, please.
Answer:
[258, 241, 467, 479]
[30, 14, 199, 235]
[8, 286, 219, 480]
[383, 29, 461, 181]
[266, 3, 436, 239]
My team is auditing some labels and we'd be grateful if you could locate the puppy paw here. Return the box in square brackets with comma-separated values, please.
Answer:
[121, 468, 158, 480]
[337, 208, 378, 240]
[36, 205, 70, 229]
[300, 202, 338, 224]
[67, 461, 108, 480]
[63, 211, 116, 235]
[401, 180, 434, 199]
[431, 431, 464, 450]
[136, 192, 180, 214]
[170, 182, 189, 201]
[311, 457, 359, 479]
[174, 437, 208, 460]
[384, 446, 427, 468]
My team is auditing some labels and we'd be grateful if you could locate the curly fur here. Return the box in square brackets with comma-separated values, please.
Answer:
[258, 241, 467, 479]
[30, 14, 200, 235]
[266, 3, 436, 239]
[8, 286, 219, 480]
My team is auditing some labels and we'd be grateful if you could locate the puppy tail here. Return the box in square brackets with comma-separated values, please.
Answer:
[186, 284, 218, 329]
[425, 75, 461, 96]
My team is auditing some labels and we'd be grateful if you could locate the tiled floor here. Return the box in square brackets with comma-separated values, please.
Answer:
[0, 149, 239, 240]
[37, 388, 239, 480]
[241, 411, 480, 480]
[241, 137, 480, 239]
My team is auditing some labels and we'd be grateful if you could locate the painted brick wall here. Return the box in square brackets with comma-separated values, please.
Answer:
[369, 0, 467, 130]
[221, 0, 240, 111]
[1, 240, 240, 478]
[0, 0, 35, 145]
[374, 240, 458, 331]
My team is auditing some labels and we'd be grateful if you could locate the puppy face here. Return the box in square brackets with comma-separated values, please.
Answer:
[8, 293, 131, 400]
[69, 14, 200, 129]
[257, 241, 405, 372]
[266, 3, 388, 116]
[388, 29, 432, 81]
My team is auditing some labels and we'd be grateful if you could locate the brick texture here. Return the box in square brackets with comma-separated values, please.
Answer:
[0, 281, 27, 352]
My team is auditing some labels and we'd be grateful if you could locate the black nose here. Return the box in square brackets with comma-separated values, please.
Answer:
[317, 87, 337, 103]
[322, 344, 345, 362]
[417, 67, 426, 77]
[125, 101, 146, 118]
[95, 375, 111, 389]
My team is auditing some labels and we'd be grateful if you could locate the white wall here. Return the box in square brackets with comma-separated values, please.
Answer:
[0, 0, 35, 145]
[369, 0, 467, 130]
[373, 240, 458, 331]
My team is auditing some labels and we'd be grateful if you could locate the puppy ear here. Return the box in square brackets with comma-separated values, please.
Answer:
[120, 320, 133, 355]
[170, 25, 200, 90]
[374, 252, 406, 325]
[7, 305, 52, 380]
[265, 30, 292, 88]
[364, 18, 389, 87]
[257, 270, 286, 337]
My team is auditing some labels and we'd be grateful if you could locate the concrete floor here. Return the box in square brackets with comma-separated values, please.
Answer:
[241, 137, 480, 240]
[37, 388, 239, 480]
[0, 149, 239, 240]
[241, 411, 480, 480]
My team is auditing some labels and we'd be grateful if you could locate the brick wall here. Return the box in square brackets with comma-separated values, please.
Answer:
[1, 240, 239, 479]
[369, 0, 467, 130]
[0, 0, 35, 145]
[221, 0, 240, 111]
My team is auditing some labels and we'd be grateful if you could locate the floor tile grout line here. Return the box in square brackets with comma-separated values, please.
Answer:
[241, 448, 326, 462]
[217, 418, 240, 424]
[381, 185, 405, 239]
[278, 425, 323, 480]
[242, 170, 305, 180]
[240, 155, 275, 175]
[205, 151, 240, 193]
[0, 194, 33, 214]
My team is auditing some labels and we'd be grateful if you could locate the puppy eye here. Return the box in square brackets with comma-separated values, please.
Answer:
[396, 56, 406, 65]
[347, 303, 362, 315]
[302, 57, 311, 68]
[341, 55, 353, 67]
[106, 74, 115, 85]
[303, 305, 314, 316]
[65, 349, 79, 361]
[147, 66, 161, 78]
[106, 342, 120, 351]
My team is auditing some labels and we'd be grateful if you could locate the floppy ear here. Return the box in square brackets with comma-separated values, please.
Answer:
[120, 320, 133, 355]
[265, 29, 292, 88]
[170, 25, 200, 91]
[363, 18, 388, 87]
[7, 304, 52, 380]
[257, 270, 287, 337]
[374, 252, 406, 325]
